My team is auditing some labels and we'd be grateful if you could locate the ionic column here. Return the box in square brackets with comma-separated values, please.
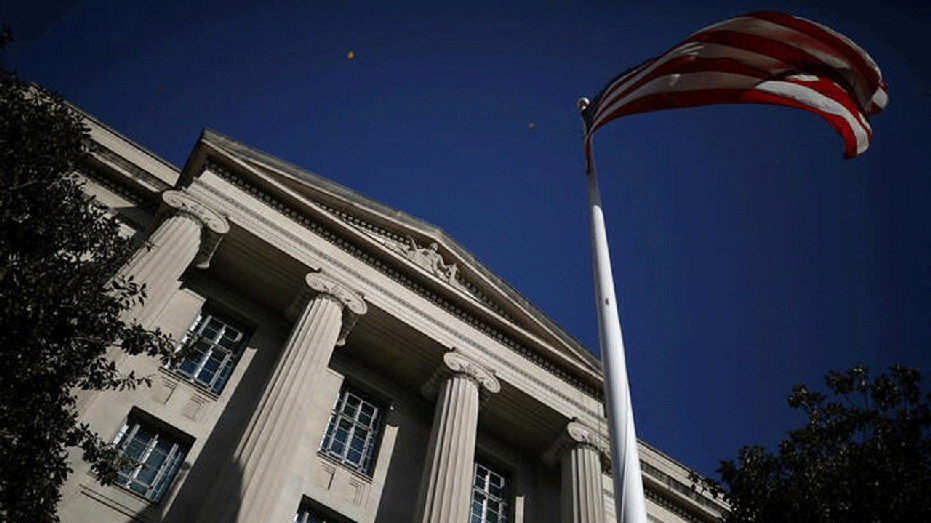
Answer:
[415, 351, 500, 523]
[545, 421, 609, 523]
[118, 190, 228, 325]
[205, 273, 366, 523]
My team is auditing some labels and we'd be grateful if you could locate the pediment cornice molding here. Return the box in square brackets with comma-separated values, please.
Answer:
[311, 201, 511, 319]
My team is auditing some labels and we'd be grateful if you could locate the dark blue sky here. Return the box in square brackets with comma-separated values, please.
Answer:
[5, 1, 930, 477]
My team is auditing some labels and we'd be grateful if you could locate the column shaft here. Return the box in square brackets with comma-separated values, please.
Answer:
[235, 294, 344, 522]
[415, 351, 499, 523]
[118, 212, 201, 324]
[416, 374, 481, 523]
[198, 273, 365, 523]
[561, 445, 606, 523]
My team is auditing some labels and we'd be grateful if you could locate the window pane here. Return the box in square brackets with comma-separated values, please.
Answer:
[471, 462, 508, 523]
[295, 506, 330, 523]
[173, 312, 248, 394]
[201, 320, 221, 341]
[343, 394, 360, 416]
[320, 386, 384, 475]
[121, 437, 149, 462]
[114, 417, 188, 502]
[219, 327, 242, 348]
[196, 351, 224, 385]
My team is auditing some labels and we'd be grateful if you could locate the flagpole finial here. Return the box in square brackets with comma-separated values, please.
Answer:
[577, 97, 591, 113]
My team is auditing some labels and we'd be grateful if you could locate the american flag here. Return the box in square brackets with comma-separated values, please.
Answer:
[582, 11, 888, 168]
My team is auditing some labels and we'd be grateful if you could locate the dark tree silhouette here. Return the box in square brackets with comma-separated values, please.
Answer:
[0, 28, 172, 522]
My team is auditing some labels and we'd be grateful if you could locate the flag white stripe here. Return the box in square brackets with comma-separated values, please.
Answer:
[758, 78, 871, 154]
[593, 69, 870, 157]
[593, 41, 788, 123]
[594, 28, 871, 128]
[697, 16, 878, 107]
[596, 71, 761, 122]
[693, 14, 881, 84]
[585, 12, 885, 158]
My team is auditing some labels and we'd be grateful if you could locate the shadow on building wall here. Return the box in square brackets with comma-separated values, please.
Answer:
[161, 322, 286, 523]
[373, 396, 432, 523]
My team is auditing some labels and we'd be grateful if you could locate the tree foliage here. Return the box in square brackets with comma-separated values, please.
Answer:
[0, 28, 173, 522]
[707, 364, 931, 523]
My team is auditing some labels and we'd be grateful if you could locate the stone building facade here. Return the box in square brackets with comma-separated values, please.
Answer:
[59, 109, 726, 523]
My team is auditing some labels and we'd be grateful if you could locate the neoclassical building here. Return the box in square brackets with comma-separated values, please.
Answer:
[60, 108, 726, 523]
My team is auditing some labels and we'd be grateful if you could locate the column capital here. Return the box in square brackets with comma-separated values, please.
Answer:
[161, 190, 230, 268]
[286, 272, 367, 345]
[162, 190, 229, 234]
[421, 350, 500, 399]
[544, 420, 610, 469]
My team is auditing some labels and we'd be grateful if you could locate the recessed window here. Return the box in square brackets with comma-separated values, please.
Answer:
[112, 414, 189, 502]
[319, 385, 384, 475]
[173, 310, 248, 394]
[471, 462, 509, 523]
[294, 503, 341, 523]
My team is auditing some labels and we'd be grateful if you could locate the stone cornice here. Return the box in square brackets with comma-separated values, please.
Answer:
[640, 460, 726, 518]
[642, 485, 718, 523]
[80, 149, 160, 213]
[85, 141, 171, 192]
[204, 160, 603, 402]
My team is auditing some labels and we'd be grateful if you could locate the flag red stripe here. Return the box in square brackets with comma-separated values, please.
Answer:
[584, 89, 860, 160]
[742, 89, 862, 158]
[596, 28, 869, 123]
[695, 22, 877, 112]
[783, 75, 871, 139]
[592, 56, 771, 127]
[694, 29, 869, 107]
[749, 11, 881, 92]
[588, 79, 869, 158]
[584, 12, 886, 159]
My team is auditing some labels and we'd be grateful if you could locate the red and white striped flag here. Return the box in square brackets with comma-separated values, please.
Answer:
[582, 11, 888, 168]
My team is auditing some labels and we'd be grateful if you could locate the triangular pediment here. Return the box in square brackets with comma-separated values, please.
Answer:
[183, 129, 601, 387]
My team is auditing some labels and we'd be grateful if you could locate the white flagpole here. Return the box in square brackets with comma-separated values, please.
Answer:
[580, 98, 648, 523]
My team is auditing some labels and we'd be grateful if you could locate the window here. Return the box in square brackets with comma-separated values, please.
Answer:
[173, 310, 248, 394]
[112, 414, 189, 502]
[319, 385, 384, 475]
[471, 462, 509, 523]
[294, 504, 341, 523]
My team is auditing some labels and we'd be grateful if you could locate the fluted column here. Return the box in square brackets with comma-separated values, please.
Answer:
[415, 351, 500, 523]
[118, 190, 228, 325]
[545, 421, 608, 523]
[201, 272, 366, 523]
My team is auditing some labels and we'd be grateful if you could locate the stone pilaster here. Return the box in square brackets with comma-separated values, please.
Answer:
[545, 421, 609, 523]
[202, 273, 366, 523]
[118, 190, 229, 325]
[415, 351, 500, 523]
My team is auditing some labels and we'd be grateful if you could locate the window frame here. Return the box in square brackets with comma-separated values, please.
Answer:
[171, 309, 249, 395]
[111, 412, 190, 502]
[319, 384, 385, 476]
[471, 461, 510, 523]
[294, 501, 346, 523]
